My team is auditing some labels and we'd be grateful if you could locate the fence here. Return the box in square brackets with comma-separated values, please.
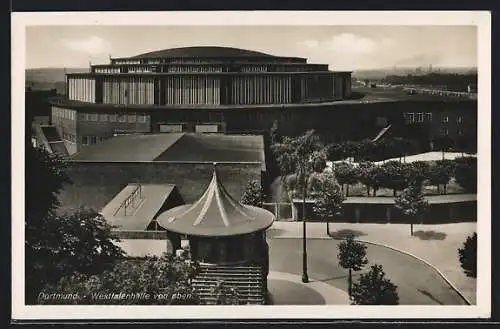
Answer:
[262, 202, 293, 221]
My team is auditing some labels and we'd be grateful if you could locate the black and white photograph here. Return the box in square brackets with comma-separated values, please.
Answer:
[12, 11, 491, 320]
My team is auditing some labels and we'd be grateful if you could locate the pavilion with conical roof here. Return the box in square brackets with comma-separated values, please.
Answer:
[156, 163, 275, 266]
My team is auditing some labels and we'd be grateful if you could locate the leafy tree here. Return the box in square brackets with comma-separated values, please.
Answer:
[26, 207, 126, 304]
[355, 162, 388, 196]
[311, 150, 327, 173]
[241, 180, 264, 207]
[380, 161, 411, 196]
[356, 162, 375, 196]
[210, 280, 243, 305]
[454, 156, 477, 193]
[26, 146, 122, 303]
[313, 172, 345, 234]
[428, 160, 456, 194]
[38, 253, 200, 305]
[351, 264, 399, 305]
[337, 236, 368, 297]
[408, 161, 431, 185]
[394, 181, 429, 236]
[333, 162, 358, 197]
[458, 232, 477, 278]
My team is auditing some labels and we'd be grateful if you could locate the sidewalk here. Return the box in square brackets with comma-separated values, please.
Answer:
[268, 221, 477, 304]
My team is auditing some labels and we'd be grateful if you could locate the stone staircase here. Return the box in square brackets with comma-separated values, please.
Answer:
[192, 264, 267, 305]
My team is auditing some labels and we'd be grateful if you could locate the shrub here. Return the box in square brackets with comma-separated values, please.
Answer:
[351, 264, 399, 305]
[458, 233, 477, 278]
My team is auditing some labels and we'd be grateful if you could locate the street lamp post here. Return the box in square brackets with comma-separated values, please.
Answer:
[301, 177, 309, 283]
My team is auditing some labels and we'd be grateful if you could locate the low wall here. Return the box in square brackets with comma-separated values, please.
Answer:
[58, 161, 262, 212]
[291, 199, 477, 224]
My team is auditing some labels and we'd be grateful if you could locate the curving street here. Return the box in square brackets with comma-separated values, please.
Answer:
[267, 238, 468, 305]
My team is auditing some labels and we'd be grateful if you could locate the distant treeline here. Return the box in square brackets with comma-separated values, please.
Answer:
[381, 73, 477, 92]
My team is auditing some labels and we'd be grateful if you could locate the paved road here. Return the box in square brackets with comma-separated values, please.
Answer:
[268, 238, 467, 305]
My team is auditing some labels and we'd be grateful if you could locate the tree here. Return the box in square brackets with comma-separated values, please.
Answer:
[26, 208, 126, 304]
[408, 161, 431, 186]
[351, 264, 399, 305]
[458, 233, 477, 278]
[311, 150, 327, 173]
[355, 162, 387, 196]
[356, 162, 375, 196]
[380, 161, 411, 196]
[394, 181, 429, 236]
[454, 156, 477, 193]
[38, 253, 200, 305]
[241, 180, 263, 207]
[333, 162, 358, 197]
[313, 172, 345, 234]
[272, 130, 322, 283]
[337, 236, 368, 297]
[210, 280, 243, 305]
[26, 146, 122, 303]
[428, 160, 455, 194]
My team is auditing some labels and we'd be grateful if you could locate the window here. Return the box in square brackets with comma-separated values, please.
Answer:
[440, 127, 449, 136]
[416, 112, 424, 123]
[425, 112, 432, 122]
[90, 136, 98, 144]
[109, 114, 117, 122]
[89, 113, 98, 121]
[458, 129, 464, 136]
[118, 114, 127, 123]
[127, 114, 137, 123]
[405, 112, 415, 124]
[99, 114, 108, 122]
[82, 136, 89, 145]
[79, 113, 88, 121]
[441, 115, 449, 123]
[457, 115, 463, 124]
[138, 114, 147, 123]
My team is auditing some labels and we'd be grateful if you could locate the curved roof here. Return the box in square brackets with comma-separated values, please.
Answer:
[156, 164, 274, 236]
[133, 46, 277, 59]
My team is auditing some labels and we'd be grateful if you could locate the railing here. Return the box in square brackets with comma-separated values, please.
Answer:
[262, 202, 293, 221]
[114, 184, 142, 216]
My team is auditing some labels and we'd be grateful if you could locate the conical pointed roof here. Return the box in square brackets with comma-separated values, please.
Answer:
[156, 164, 275, 237]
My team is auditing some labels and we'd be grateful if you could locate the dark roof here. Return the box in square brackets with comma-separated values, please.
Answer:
[70, 133, 265, 168]
[156, 167, 274, 236]
[70, 133, 184, 161]
[155, 133, 265, 168]
[132, 46, 277, 59]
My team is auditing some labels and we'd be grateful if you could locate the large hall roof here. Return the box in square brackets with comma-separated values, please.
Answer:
[132, 46, 281, 59]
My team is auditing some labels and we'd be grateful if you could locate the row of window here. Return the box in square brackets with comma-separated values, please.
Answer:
[439, 128, 464, 136]
[405, 112, 464, 124]
[53, 107, 77, 120]
[79, 113, 148, 123]
[81, 135, 106, 145]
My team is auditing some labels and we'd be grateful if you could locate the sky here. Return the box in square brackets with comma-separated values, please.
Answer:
[25, 26, 477, 70]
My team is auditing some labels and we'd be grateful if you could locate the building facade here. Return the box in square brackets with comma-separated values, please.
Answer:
[45, 46, 477, 155]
